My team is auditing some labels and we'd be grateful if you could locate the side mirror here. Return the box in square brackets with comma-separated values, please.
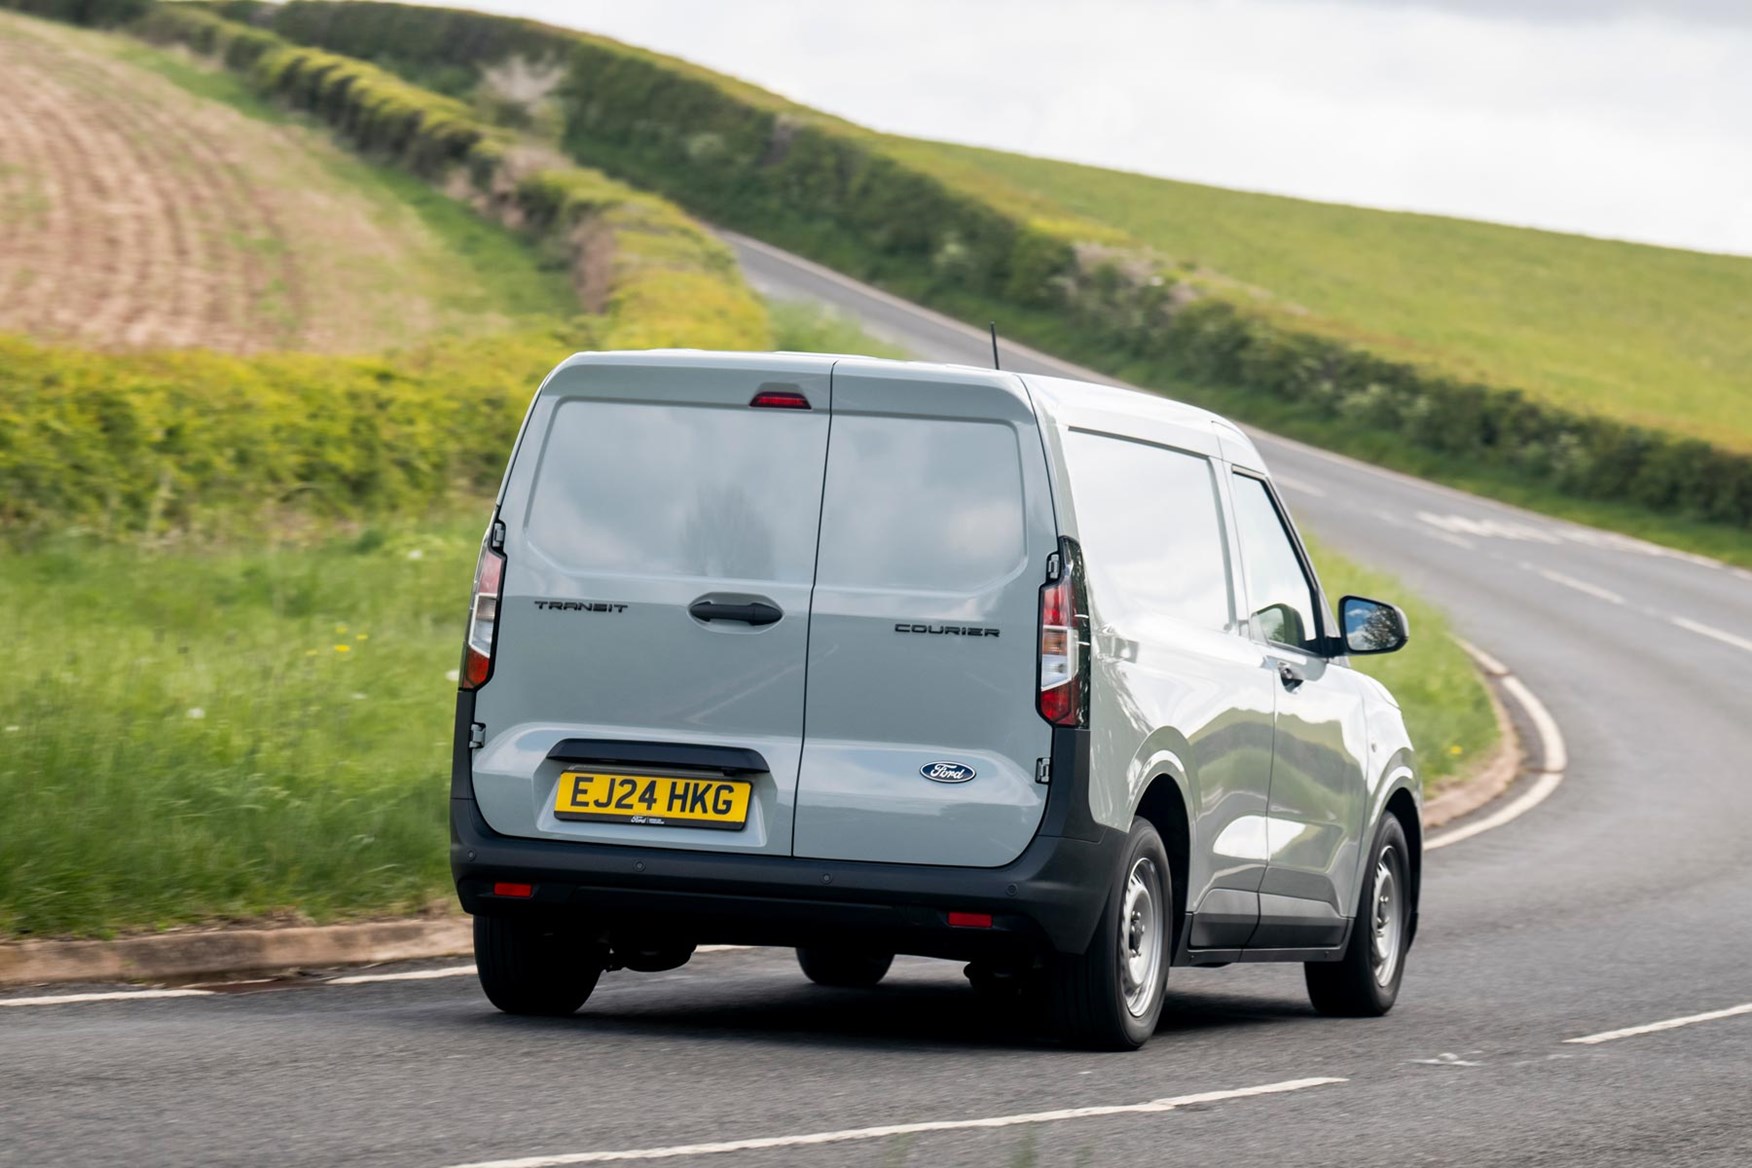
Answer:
[1339, 595, 1409, 655]
[1251, 601, 1306, 648]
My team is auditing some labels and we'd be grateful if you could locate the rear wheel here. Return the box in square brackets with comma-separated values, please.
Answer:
[1305, 814, 1411, 1017]
[1048, 818, 1170, 1050]
[473, 915, 605, 1017]
[796, 947, 894, 988]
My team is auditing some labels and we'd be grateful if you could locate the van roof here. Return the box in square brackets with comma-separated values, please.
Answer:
[548, 350, 1262, 466]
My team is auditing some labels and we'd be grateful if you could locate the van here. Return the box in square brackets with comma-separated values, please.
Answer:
[451, 351, 1421, 1050]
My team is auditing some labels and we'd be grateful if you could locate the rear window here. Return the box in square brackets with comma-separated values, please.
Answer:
[815, 415, 1026, 593]
[522, 400, 826, 583]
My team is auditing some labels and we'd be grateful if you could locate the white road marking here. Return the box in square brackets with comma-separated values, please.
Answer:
[1428, 650, 1568, 851]
[438, 1077, 1348, 1168]
[1533, 567, 1625, 605]
[1670, 616, 1752, 655]
[0, 988, 213, 1008]
[0, 947, 758, 1006]
[1454, 638, 1509, 677]
[328, 965, 477, 986]
[1417, 512, 1564, 544]
[1421, 528, 1476, 550]
[1272, 474, 1327, 498]
[1565, 1002, 1752, 1045]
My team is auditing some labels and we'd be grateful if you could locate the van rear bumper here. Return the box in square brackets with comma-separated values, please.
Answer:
[451, 796, 1120, 960]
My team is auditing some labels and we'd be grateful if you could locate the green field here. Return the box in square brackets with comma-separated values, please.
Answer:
[0, 527, 473, 937]
[887, 143, 1752, 456]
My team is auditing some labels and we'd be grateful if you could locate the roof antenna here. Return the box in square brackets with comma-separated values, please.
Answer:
[989, 321, 1001, 370]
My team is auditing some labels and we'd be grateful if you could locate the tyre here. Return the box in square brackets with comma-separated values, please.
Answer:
[1048, 818, 1171, 1050]
[473, 915, 605, 1017]
[1305, 813, 1411, 1017]
[796, 947, 894, 988]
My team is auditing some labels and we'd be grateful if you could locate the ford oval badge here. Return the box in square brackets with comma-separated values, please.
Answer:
[921, 761, 976, 783]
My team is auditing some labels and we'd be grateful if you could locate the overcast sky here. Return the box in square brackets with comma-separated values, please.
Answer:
[424, 0, 1752, 256]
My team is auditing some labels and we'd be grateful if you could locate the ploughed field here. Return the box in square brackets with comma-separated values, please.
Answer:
[0, 11, 573, 354]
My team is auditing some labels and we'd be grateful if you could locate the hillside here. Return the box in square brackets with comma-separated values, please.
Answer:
[0, 9, 576, 353]
[195, 0, 1748, 544]
[892, 139, 1752, 454]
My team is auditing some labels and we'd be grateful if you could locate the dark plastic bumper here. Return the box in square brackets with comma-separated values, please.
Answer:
[451, 795, 1119, 960]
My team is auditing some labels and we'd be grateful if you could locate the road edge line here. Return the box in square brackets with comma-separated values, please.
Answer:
[439, 1076, 1349, 1168]
[1427, 645, 1568, 850]
[1421, 640, 1523, 831]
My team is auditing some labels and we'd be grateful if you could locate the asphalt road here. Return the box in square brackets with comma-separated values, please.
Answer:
[5, 236, 1750, 1168]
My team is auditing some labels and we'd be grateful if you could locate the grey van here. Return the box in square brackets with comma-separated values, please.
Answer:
[451, 351, 1421, 1050]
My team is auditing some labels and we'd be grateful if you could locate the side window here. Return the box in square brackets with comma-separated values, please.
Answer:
[1230, 474, 1323, 653]
[1062, 430, 1233, 632]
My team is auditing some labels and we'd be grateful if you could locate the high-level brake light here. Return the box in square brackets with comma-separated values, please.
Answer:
[1037, 542, 1089, 727]
[460, 524, 506, 690]
[749, 389, 811, 409]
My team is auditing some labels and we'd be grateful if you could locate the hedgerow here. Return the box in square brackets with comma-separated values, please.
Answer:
[222, 0, 1752, 529]
[0, 327, 579, 539]
[10, 0, 1750, 527]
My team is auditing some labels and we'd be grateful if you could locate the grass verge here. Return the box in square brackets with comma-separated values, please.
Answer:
[0, 523, 482, 938]
[0, 524, 1498, 941]
[1306, 537, 1499, 790]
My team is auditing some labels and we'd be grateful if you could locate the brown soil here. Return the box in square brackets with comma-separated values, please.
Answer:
[0, 14, 479, 353]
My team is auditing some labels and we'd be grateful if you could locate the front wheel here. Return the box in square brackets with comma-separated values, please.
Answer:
[474, 915, 605, 1017]
[1048, 818, 1171, 1050]
[1305, 814, 1412, 1017]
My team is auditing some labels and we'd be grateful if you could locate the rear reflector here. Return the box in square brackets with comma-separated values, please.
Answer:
[492, 882, 534, 899]
[947, 911, 993, 929]
[749, 389, 811, 409]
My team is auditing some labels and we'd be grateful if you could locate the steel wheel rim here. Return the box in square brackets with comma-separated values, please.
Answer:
[1371, 844, 1405, 986]
[1119, 856, 1165, 1017]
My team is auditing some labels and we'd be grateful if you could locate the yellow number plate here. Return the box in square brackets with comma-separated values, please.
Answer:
[553, 771, 751, 831]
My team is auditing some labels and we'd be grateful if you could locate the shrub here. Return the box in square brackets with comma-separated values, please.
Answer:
[0, 327, 580, 539]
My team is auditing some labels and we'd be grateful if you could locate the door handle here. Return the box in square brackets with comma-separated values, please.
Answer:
[1278, 661, 1305, 691]
[688, 599, 782, 626]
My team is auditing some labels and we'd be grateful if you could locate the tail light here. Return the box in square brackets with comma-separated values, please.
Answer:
[461, 523, 506, 690]
[1038, 539, 1089, 726]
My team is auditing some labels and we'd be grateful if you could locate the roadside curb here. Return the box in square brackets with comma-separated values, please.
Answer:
[0, 917, 470, 989]
[1422, 641, 1525, 831]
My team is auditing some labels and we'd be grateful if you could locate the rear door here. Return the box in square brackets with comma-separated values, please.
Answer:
[472, 353, 835, 856]
[793, 362, 1058, 867]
